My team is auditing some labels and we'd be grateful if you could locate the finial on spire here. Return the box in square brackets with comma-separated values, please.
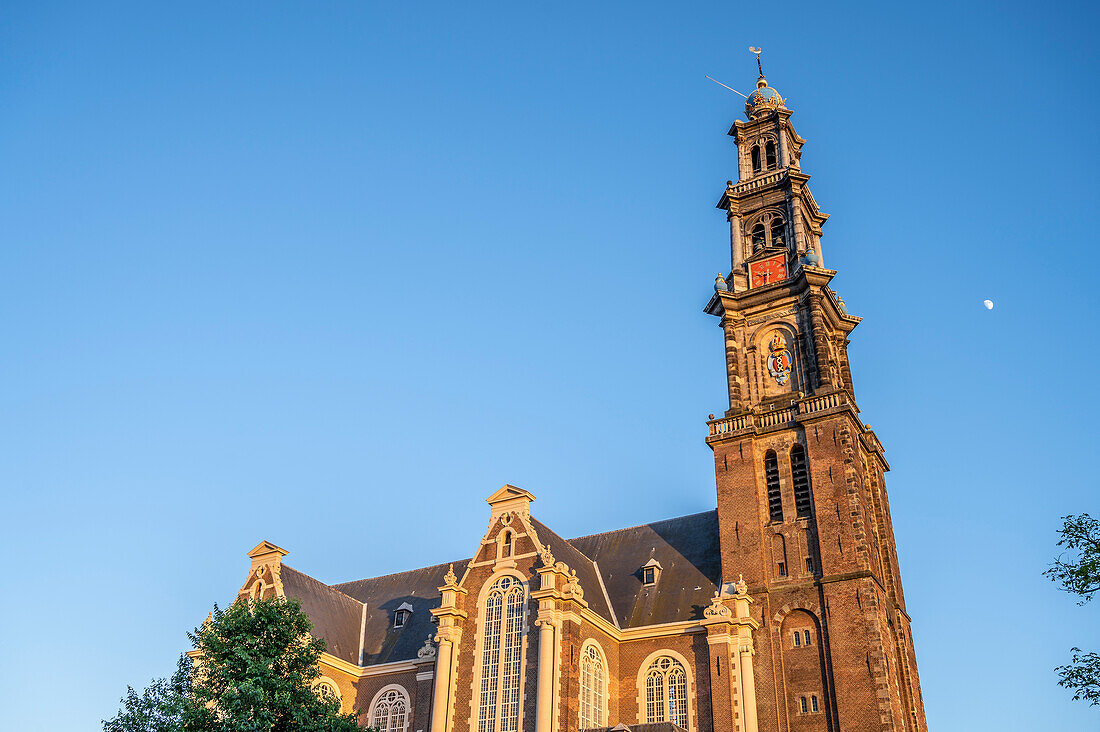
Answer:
[749, 46, 764, 78]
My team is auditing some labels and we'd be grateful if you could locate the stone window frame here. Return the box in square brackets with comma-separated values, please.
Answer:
[635, 649, 695, 731]
[368, 683, 411, 732]
[469, 569, 531, 732]
[313, 675, 342, 704]
[747, 208, 788, 253]
[579, 639, 609, 730]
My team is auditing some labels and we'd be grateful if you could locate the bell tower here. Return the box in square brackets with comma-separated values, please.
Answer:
[704, 61, 928, 732]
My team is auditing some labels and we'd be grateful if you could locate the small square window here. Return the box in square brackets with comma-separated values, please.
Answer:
[642, 567, 656, 585]
[811, 695, 819, 712]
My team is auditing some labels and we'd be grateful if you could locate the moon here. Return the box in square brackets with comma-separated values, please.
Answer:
[983, 299, 994, 310]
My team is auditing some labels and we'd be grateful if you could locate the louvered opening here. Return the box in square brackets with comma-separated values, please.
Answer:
[765, 450, 783, 522]
[791, 444, 812, 518]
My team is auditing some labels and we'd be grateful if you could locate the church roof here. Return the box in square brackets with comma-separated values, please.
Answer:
[333, 559, 471, 666]
[282, 509, 721, 667]
[280, 566, 364, 665]
[569, 510, 721, 628]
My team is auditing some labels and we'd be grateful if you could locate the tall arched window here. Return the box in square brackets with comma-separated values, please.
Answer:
[478, 576, 526, 732]
[765, 450, 783, 522]
[369, 686, 409, 732]
[751, 145, 762, 175]
[790, 444, 811, 518]
[644, 656, 688, 726]
[765, 140, 777, 169]
[579, 643, 607, 729]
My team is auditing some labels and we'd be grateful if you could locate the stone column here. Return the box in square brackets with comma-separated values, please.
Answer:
[722, 315, 742, 411]
[429, 629, 456, 732]
[730, 211, 745, 271]
[738, 643, 759, 732]
[808, 293, 833, 392]
[535, 618, 556, 732]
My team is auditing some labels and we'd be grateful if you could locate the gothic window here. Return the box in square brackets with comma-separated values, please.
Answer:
[765, 450, 783, 522]
[751, 145, 762, 175]
[477, 575, 527, 732]
[804, 630, 812, 646]
[800, 696, 809, 714]
[644, 656, 689, 727]
[579, 643, 607, 730]
[791, 444, 811, 518]
[370, 687, 409, 732]
[811, 695, 820, 712]
[765, 140, 777, 169]
[793, 631, 801, 647]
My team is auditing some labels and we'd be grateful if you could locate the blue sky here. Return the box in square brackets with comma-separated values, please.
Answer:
[2, 1, 1098, 729]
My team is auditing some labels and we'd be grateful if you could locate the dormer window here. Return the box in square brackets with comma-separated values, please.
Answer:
[393, 601, 413, 629]
[641, 559, 662, 586]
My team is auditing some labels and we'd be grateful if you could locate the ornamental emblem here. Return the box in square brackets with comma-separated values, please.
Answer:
[766, 331, 792, 385]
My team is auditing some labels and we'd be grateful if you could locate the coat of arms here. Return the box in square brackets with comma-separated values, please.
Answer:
[766, 331, 792, 385]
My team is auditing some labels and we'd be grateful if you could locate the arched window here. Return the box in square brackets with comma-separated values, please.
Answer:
[769, 217, 786, 248]
[477, 575, 527, 732]
[579, 643, 607, 729]
[765, 140, 777, 169]
[751, 224, 766, 252]
[790, 444, 811, 518]
[764, 450, 783, 522]
[749, 212, 787, 252]
[314, 677, 341, 703]
[369, 686, 409, 732]
[751, 145, 761, 175]
[499, 530, 514, 559]
[644, 656, 688, 726]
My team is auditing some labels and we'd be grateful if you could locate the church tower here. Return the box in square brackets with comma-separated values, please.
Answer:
[704, 63, 928, 732]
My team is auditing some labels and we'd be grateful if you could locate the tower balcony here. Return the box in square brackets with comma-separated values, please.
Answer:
[706, 390, 850, 441]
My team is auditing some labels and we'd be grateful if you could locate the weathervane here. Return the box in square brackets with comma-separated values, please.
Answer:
[749, 46, 764, 77]
[704, 45, 767, 99]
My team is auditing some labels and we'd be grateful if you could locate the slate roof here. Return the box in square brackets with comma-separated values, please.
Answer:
[281, 510, 721, 666]
[280, 566, 363, 665]
[568, 510, 721, 628]
[529, 517, 617, 626]
[333, 560, 470, 666]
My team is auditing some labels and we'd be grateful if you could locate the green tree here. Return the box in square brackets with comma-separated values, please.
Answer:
[1045, 513, 1100, 706]
[104, 597, 364, 731]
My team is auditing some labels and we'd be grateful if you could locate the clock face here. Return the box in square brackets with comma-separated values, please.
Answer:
[749, 254, 788, 288]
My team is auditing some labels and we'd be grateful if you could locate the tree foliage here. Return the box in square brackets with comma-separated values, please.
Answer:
[1046, 513, 1100, 707]
[104, 597, 364, 731]
[1045, 513, 1100, 604]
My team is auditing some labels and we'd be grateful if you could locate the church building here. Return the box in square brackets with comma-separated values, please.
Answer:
[233, 66, 928, 732]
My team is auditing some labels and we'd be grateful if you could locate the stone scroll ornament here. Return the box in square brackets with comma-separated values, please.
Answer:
[766, 331, 793, 385]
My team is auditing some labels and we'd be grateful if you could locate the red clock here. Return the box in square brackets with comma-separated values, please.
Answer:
[748, 253, 788, 288]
